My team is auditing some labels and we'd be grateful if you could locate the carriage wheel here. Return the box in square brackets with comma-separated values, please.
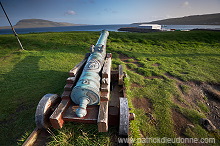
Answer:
[119, 97, 129, 137]
[35, 94, 61, 129]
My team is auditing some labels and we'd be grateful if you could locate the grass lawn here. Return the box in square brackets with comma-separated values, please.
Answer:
[0, 30, 220, 145]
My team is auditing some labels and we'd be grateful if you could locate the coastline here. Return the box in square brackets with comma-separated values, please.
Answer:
[1, 24, 220, 35]
[118, 27, 161, 33]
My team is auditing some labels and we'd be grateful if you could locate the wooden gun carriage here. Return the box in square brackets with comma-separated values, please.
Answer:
[23, 30, 134, 146]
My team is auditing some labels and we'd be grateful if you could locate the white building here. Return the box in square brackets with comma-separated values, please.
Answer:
[138, 24, 161, 30]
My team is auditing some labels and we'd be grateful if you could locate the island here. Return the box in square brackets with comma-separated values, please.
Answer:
[0, 19, 87, 29]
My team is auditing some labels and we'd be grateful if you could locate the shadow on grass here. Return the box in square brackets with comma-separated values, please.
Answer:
[0, 55, 69, 145]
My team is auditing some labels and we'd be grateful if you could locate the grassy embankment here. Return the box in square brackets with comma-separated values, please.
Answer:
[0, 30, 220, 145]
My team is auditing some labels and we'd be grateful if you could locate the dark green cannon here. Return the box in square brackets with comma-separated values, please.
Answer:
[71, 30, 109, 117]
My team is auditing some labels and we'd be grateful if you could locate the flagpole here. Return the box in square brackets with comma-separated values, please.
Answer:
[0, 1, 24, 50]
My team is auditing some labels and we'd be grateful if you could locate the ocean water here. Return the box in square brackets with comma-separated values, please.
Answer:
[0, 24, 135, 35]
[1, 24, 220, 35]
[161, 25, 220, 31]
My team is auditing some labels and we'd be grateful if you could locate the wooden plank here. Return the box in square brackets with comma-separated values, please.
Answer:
[69, 59, 87, 77]
[111, 70, 118, 76]
[64, 84, 74, 91]
[102, 57, 112, 78]
[119, 97, 129, 136]
[101, 84, 108, 92]
[97, 101, 109, 132]
[63, 105, 98, 123]
[100, 56, 111, 100]
[108, 106, 119, 126]
[50, 99, 70, 129]
[118, 65, 124, 85]
[101, 77, 109, 85]
[61, 90, 71, 99]
[66, 77, 76, 84]
[101, 77, 110, 92]
[22, 128, 41, 146]
[111, 70, 119, 83]
[100, 91, 110, 101]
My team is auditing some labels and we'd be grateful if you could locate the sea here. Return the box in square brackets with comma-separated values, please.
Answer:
[1, 24, 220, 35]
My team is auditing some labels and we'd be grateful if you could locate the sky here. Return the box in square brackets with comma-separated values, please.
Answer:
[0, 0, 220, 26]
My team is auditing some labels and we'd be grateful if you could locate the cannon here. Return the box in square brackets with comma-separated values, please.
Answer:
[71, 30, 109, 117]
[23, 30, 134, 146]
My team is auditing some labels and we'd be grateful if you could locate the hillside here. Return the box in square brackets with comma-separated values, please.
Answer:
[1, 19, 86, 29]
[136, 13, 220, 25]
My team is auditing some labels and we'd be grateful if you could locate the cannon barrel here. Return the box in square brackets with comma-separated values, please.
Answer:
[71, 30, 109, 117]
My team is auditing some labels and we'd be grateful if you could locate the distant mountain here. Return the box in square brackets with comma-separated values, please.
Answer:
[135, 13, 220, 25]
[1, 19, 86, 29]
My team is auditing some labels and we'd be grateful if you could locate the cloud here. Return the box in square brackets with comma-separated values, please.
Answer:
[181, 1, 190, 8]
[65, 10, 76, 15]
[183, 1, 189, 6]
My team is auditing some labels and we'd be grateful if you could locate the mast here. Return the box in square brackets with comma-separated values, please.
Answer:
[0, 1, 24, 50]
